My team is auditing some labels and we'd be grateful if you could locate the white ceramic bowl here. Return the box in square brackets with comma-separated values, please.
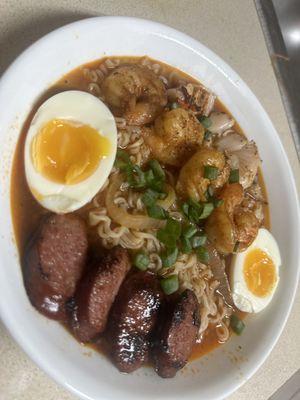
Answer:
[0, 16, 299, 400]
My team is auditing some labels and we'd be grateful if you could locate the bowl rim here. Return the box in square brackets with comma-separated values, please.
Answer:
[0, 15, 299, 400]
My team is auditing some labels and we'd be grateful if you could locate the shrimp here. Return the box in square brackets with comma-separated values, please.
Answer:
[205, 183, 259, 254]
[144, 108, 204, 167]
[101, 65, 167, 125]
[215, 131, 260, 188]
[176, 148, 229, 201]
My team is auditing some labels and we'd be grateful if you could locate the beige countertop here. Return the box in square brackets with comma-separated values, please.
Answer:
[0, 1, 299, 399]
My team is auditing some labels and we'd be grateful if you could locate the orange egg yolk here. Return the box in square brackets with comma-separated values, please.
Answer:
[243, 248, 277, 297]
[31, 119, 110, 184]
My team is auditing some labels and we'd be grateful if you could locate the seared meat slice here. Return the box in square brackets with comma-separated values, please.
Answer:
[153, 289, 200, 378]
[108, 271, 164, 373]
[69, 246, 130, 342]
[23, 214, 88, 320]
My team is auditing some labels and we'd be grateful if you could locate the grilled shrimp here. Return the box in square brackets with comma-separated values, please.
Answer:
[205, 183, 259, 254]
[176, 148, 229, 201]
[101, 65, 167, 125]
[144, 108, 204, 167]
[215, 131, 260, 188]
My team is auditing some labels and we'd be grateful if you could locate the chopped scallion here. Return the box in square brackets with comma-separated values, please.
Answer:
[157, 229, 177, 250]
[170, 102, 179, 110]
[148, 178, 164, 192]
[213, 198, 224, 208]
[191, 235, 207, 248]
[229, 169, 239, 183]
[116, 149, 130, 163]
[182, 202, 190, 217]
[230, 314, 245, 335]
[144, 169, 155, 185]
[160, 275, 179, 295]
[161, 248, 179, 268]
[199, 202, 214, 219]
[115, 149, 132, 170]
[148, 159, 165, 181]
[141, 189, 160, 207]
[133, 252, 150, 271]
[165, 218, 182, 239]
[204, 165, 219, 180]
[181, 236, 192, 254]
[198, 116, 212, 128]
[182, 224, 198, 239]
[147, 204, 168, 220]
[197, 246, 209, 264]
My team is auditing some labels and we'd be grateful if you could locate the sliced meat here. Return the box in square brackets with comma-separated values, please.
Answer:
[69, 246, 131, 342]
[23, 214, 88, 320]
[108, 271, 163, 373]
[153, 289, 200, 378]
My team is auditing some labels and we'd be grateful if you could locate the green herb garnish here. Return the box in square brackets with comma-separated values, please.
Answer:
[230, 314, 245, 335]
[160, 275, 179, 295]
[229, 169, 239, 183]
[133, 252, 150, 271]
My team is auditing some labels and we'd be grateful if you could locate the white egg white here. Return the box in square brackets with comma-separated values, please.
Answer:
[230, 228, 281, 313]
[24, 90, 117, 213]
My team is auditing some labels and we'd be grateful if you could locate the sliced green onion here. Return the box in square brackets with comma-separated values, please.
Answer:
[115, 149, 132, 170]
[157, 229, 177, 250]
[116, 149, 131, 163]
[204, 130, 212, 141]
[156, 218, 181, 248]
[148, 160, 165, 181]
[229, 169, 239, 183]
[187, 198, 202, 211]
[182, 224, 198, 239]
[126, 165, 146, 189]
[188, 207, 201, 223]
[161, 248, 179, 268]
[191, 235, 207, 248]
[133, 252, 150, 271]
[213, 198, 224, 208]
[144, 169, 155, 185]
[204, 165, 219, 180]
[157, 191, 167, 199]
[230, 314, 245, 335]
[187, 199, 203, 222]
[182, 202, 190, 217]
[145, 167, 164, 192]
[199, 202, 214, 219]
[141, 189, 160, 207]
[132, 165, 146, 188]
[114, 158, 128, 170]
[165, 218, 182, 239]
[170, 102, 179, 110]
[147, 204, 168, 220]
[198, 116, 212, 128]
[197, 246, 209, 264]
[160, 275, 179, 295]
[181, 236, 192, 254]
[148, 178, 164, 192]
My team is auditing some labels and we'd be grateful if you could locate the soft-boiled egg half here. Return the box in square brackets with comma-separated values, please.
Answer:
[24, 91, 117, 213]
[230, 228, 281, 313]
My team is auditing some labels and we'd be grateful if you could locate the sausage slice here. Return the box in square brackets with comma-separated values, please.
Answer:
[23, 214, 88, 320]
[69, 246, 131, 342]
[108, 271, 163, 373]
[153, 289, 200, 378]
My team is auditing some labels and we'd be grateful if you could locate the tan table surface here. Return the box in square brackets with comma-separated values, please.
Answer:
[0, 1, 299, 399]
